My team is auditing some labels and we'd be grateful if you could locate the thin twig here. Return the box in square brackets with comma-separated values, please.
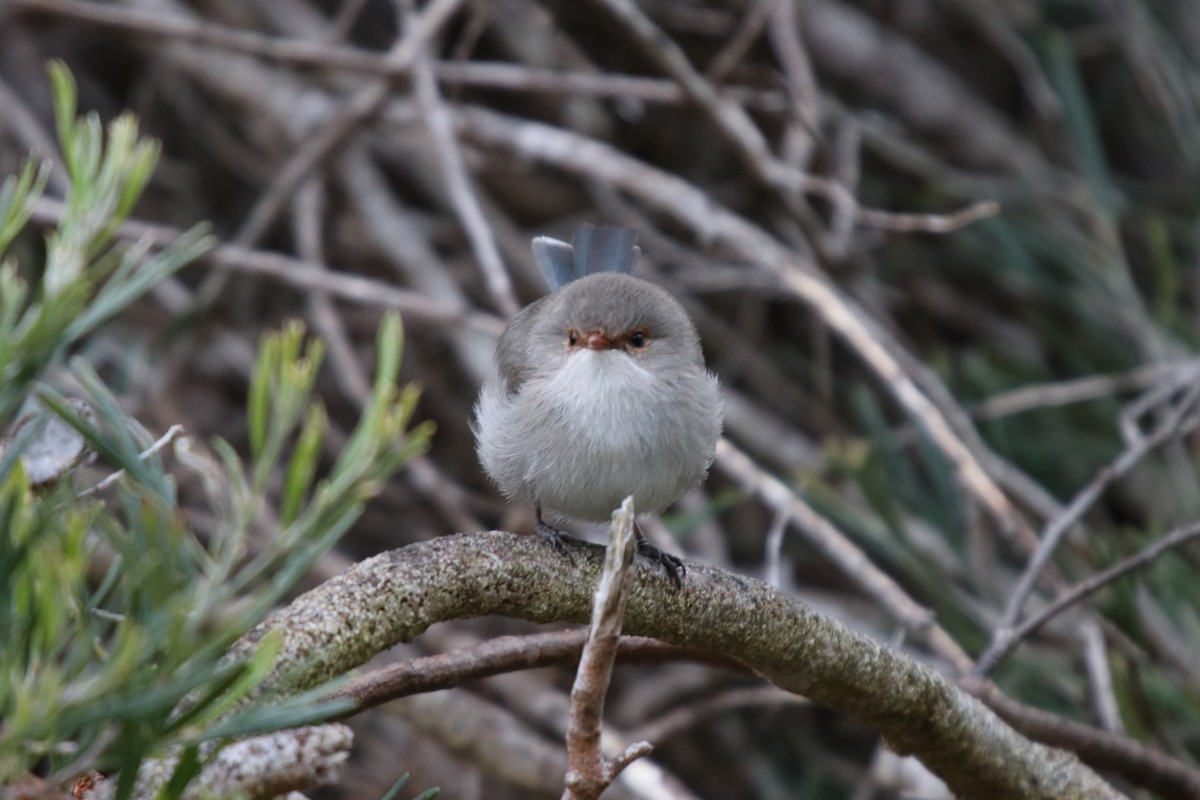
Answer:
[79, 424, 185, 497]
[767, 0, 821, 128]
[762, 509, 789, 589]
[972, 361, 1200, 420]
[562, 497, 652, 800]
[400, 0, 519, 317]
[226, 0, 466, 250]
[714, 438, 972, 675]
[991, 519, 1200, 671]
[434, 61, 787, 110]
[27, 196, 505, 338]
[327, 630, 741, 713]
[1118, 367, 1200, 444]
[324, 0, 370, 43]
[705, 0, 783, 83]
[854, 199, 1000, 233]
[974, 384, 1200, 676]
[631, 686, 808, 745]
[1081, 621, 1123, 734]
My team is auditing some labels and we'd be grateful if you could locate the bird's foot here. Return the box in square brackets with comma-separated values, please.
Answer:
[535, 519, 578, 564]
[635, 534, 685, 587]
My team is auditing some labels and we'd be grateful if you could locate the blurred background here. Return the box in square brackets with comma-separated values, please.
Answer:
[3, 0, 1200, 797]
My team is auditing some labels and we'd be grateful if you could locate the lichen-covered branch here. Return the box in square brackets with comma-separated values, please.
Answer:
[78, 725, 352, 800]
[232, 532, 1123, 800]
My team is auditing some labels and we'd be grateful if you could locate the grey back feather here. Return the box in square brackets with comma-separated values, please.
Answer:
[531, 225, 641, 290]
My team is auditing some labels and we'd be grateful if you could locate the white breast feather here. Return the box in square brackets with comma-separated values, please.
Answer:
[475, 349, 719, 522]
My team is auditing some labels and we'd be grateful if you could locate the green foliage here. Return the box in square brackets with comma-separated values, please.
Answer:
[0, 62, 213, 430]
[0, 157, 49, 255]
[382, 773, 441, 800]
[0, 65, 433, 798]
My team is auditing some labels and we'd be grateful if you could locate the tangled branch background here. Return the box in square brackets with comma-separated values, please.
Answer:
[4, 0, 1200, 797]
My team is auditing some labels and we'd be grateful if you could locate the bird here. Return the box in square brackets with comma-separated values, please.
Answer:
[473, 225, 723, 583]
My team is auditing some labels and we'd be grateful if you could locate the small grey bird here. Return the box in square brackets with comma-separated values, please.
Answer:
[473, 225, 723, 583]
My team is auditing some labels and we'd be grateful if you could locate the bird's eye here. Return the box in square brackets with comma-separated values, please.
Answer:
[629, 331, 647, 349]
[567, 329, 579, 347]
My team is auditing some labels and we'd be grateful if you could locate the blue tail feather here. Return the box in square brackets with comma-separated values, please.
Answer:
[531, 236, 577, 290]
[532, 225, 640, 289]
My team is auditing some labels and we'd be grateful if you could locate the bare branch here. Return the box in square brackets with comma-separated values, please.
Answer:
[26, 197, 505, 338]
[714, 438, 972, 674]
[1081, 621, 1123, 734]
[975, 385, 1200, 676]
[563, 498, 649, 799]
[983, 518, 1200, 675]
[972, 360, 1200, 420]
[327, 629, 740, 712]
[400, 0, 518, 317]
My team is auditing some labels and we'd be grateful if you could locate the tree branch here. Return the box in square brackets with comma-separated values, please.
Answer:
[233, 532, 1123, 800]
[77, 725, 352, 800]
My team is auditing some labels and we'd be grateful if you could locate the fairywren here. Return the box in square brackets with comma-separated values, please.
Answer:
[473, 226, 723, 582]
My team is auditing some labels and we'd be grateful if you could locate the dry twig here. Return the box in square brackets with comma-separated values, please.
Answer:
[26, 197, 505, 337]
[714, 438, 972, 674]
[975, 384, 1200, 675]
[986, 518, 1200, 675]
[399, 0, 518, 317]
[220, 0, 465, 252]
[79, 424, 186, 497]
[562, 498, 652, 800]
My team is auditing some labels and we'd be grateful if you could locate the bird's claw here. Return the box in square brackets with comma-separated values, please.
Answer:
[636, 538, 686, 587]
[536, 515, 685, 585]
[535, 520, 578, 565]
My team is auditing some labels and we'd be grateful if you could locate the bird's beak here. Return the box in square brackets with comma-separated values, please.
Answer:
[584, 331, 615, 350]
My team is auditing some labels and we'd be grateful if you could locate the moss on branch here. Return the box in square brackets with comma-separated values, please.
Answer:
[235, 532, 1124, 800]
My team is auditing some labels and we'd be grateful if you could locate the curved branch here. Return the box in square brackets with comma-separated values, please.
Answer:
[233, 532, 1122, 800]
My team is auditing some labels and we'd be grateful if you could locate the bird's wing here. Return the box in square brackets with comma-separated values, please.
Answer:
[494, 297, 545, 394]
